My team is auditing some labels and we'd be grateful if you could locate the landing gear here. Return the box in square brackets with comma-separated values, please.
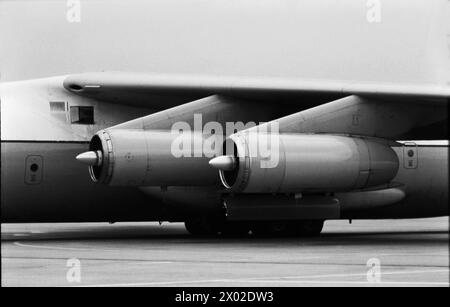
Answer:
[251, 221, 293, 237]
[185, 218, 251, 237]
[184, 218, 221, 236]
[185, 218, 324, 237]
[288, 220, 324, 237]
[251, 220, 324, 237]
[220, 221, 251, 237]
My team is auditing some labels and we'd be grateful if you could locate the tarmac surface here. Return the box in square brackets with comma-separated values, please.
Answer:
[1, 218, 449, 287]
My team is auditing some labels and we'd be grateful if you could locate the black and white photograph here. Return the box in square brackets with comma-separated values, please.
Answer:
[0, 0, 449, 291]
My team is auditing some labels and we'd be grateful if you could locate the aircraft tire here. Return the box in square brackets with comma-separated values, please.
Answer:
[251, 221, 294, 237]
[184, 218, 221, 236]
[289, 220, 324, 237]
[220, 222, 251, 237]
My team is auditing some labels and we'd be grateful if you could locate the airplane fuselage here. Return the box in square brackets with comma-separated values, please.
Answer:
[1, 78, 448, 223]
[1, 0, 449, 225]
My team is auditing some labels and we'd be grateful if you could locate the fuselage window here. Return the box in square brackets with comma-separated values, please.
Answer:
[70, 106, 94, 124]
[49, 101, 66, 112]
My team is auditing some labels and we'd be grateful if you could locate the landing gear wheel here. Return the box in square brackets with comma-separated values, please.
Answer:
[184, 219, 206, 236]
[251, 221, 294, 237]
[220, 222, 251, 237]
[290, 220, 324, 237]
[185, 218, 252, 237]
[184, 218, 222, 236]
[251, 220, 324, 237]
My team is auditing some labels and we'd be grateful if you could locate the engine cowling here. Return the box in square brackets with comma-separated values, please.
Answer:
[211, 133, 399, 193]
[77, 129, 219, 187]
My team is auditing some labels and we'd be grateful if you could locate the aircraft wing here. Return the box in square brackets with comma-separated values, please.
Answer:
[63, 72, 450, 109]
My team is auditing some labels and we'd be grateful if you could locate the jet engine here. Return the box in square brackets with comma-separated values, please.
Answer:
[76, 129, 219, 187]
[210, 133, 399, 193]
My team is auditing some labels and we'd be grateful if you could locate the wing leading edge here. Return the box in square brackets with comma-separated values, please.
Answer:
[63, 72, 450, 106]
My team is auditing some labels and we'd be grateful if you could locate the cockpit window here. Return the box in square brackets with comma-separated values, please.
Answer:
[70, 106, 94, 124]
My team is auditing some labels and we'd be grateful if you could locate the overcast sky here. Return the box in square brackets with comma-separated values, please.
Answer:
[0, 0, 448, 84]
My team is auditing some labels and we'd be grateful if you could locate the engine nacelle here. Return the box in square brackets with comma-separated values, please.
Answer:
[213, 133, 399, 193]
[79, 129, 218, 187]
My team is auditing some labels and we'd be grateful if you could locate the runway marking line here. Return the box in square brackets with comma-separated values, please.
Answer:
[77, 280, 449, 287]
[265, 269, 450, 280]
[11, 241, 173, 264]
[12, 242, 448, 258]
[14, 241, 99, 251]
[8, 238, 449, 287]
[10, 241, 331, 262]
[12, 241, 153, 253]
[77, 269, 449, 287]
